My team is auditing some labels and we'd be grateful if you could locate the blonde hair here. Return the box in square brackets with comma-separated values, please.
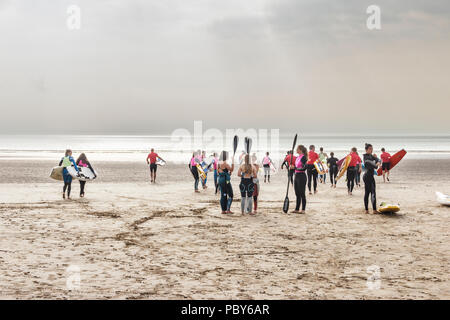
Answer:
[241, 154, 252, 174]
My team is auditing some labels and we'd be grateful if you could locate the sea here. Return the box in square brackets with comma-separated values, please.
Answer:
[0, 134, 449, 164]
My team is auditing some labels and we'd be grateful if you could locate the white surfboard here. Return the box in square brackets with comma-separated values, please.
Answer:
[436, 192, 450, 206]
[156, 157, 166, 166]
[67, 166, 97, 181]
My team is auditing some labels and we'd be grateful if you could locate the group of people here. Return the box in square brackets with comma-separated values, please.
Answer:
[57, 143, 393, 216]
[58, 149, 96, 199]
[189, 150, 262, 215]
[186, 143, 393, 216]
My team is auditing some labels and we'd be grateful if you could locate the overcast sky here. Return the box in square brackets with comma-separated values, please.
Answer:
[0, 0, 449, 134]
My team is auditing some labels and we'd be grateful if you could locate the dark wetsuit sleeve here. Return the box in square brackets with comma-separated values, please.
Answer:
[296, 156, 307, 171]
[364, 156, 378, 169]
[58, 158, 63, 166]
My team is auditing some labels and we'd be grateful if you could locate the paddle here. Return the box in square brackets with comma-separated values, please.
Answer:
[244, 136, 252, 154]
[283, 134, 298, 213]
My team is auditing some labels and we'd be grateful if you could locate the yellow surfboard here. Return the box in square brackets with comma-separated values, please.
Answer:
[335, 155, 351, 181]
[196, 164, 206, 181]
[314, 160, 327, 175]
[378, 202, 400, 213]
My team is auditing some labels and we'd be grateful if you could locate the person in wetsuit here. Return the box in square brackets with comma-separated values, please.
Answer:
[282, 151, 296, 186]
[238, 154, 257, 215]
[218, 151, 235, 214]
[290, 144, 308, 214]
[355, 151, 362, 187]
[363, 143, 381, 214]
[211, 152, 219, 194]
[346, 147, 361, 195]
[58, 149, 79, 199]
[189, 152, 200, 193]
[318, 147, 328, 184]
[262, 152, 274, 183]
[380, 148, 391, 183]
[146, 148, 165, 183]
[251, 154, 260, 214]
[76, 153, 96, 198]
[327, 152, 339, 188]
[306, 145, 319, 195]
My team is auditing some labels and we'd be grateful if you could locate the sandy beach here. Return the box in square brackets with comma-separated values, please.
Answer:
[0, 158, 448, 299]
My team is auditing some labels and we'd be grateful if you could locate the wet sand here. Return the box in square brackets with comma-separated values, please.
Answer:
[0, 158, 449, 299]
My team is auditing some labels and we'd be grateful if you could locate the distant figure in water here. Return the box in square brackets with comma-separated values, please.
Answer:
[59, 149, 79, 199]
[363, 143, 381, 214]
[380, 148, 391, 183]
[76, 153, 96, 198]
[146, 148, 165, 183]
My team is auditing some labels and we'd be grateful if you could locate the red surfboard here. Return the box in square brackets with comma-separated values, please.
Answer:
[377, 149, 407, 176]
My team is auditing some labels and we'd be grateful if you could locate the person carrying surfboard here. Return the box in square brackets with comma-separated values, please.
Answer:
[189, 151, 201, 193]
[218, 151, 234, 214]
[76, 153, 96, 198]
[306, 145, 319, 194]
[58, 149, 79, 199]
[363, 143, 381, 214]
[380, 148, 391, 183]
[211, 152, 219, 194]
[262, 152, 274, 183]
[290, 145, 308, 214]
[238, 154, 257, 215]
[355, 151, 362, 188]
[327, 152, 339, 188]
[318, 147, 328, 184]
[346, 147, 361, 195]
[146, 148, 165, 183]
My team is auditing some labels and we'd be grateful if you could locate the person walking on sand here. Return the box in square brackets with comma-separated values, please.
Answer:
[355, 151, 362, 187]
[200, 150, 208, 189]
[76, 153, 96, 198]
[238, 154, 257, 215]
[346, 147, 361, 196]
[146, 148, 165, 183]
[363, 143, 381, 214]
[212, 152, 219, 194]
[218, 151, 234, 214]
[282, 151, 296, 186]
[189, 151, 201, 193]
[59, 149, 79, 199]
[251, 154, 260, 214]
[306, 145, 319, 194]
[327, 152, 339, 188]
[318, 147, 328, 184]
[380, 148, 391, 183]
[290, 144, 308, 214]
[262, 152, 274, 183]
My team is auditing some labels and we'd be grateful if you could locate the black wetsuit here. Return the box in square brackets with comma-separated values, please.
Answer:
[347, 166, 356, 192]
[294, 155, 308, 211]
[306, 164, 318, 192]
[218, 167, 233, 211]
[363, 154, 380, 210]
[282, 156, 295, 185]
[327, 157, 338, 185]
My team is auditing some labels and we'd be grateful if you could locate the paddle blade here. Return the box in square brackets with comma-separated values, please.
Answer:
[245, 137, 252, 154]
[291, 134, 298, 152]
[283, 196, 289, 213]
[233, 135, 239, 155]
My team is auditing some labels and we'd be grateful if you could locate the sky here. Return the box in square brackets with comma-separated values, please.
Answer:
[0, 0, 449, 135]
